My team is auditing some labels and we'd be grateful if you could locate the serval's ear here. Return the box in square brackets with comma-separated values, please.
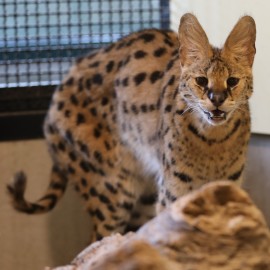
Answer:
[222, 16, 256, 67]
[178, 13, 212, 67]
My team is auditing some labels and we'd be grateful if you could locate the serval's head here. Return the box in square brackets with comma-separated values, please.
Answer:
[178, 13, 256, 126]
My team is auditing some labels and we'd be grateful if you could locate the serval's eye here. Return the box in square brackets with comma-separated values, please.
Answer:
[195, 77, 208, 87]
[227, 77, 239, 88]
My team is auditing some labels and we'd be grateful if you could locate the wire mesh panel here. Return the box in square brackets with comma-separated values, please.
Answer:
[0, 0, 170, 89]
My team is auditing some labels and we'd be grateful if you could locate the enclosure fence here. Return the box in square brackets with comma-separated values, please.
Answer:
[0, 0, 170, 89]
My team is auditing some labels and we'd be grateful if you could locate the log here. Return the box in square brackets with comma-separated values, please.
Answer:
[48, 181, 270, 270]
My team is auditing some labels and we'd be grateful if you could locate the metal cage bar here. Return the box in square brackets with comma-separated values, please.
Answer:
[0, 0, 170, 89]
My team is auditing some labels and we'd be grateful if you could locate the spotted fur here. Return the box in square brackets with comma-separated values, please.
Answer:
[7, 14, 256, 242]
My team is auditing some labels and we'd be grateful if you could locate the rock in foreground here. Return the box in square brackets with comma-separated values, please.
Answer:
[48, 181, 270, 270]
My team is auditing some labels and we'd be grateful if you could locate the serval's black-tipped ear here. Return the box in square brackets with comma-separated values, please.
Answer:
[222, 16, 256, 67]
[178, 13, 212, 67]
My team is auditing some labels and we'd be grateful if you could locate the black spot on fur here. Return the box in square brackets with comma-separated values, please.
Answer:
[166, 59, 174, 71]
[58, 142, 66, 152]
[78, 78, 84, 92]
[168, 75, 175, 85]
[140, 194, 157, 205]
[94, 151, 103, 164]
[118, 202, 133, 211]
[87, 51, 98, 59]
[98, 168, 106, 177]
[154, 47, 167, 57]
[131, 212, 141, 219]
[57, 84, 64, 91]
[50, 143, 58, 153]
[134, 50, 147, 59]
[82, 97, 92, 108]
[82, 193, 89, 200]
[80, 160, 97, 174]
[70, 94, 79, 106]
[105, 182, 118, 194]
[149, 104, 156, 111]
[115, 78, 120, 87]
[122, 77, 129, 87]
[50, 181, 65, 191]
[64, 110, 71, 118]
[134, 72, 147, 86]
[81, 178, 87, 187]
[65, 77, 74, 86]
[101, 97, 109, 106]
[228, 166, 244, 181]
[68, 165, 76, 174]
[104, 141, 111, 151]
[125, 56, 132, 66]
[40, 194, 58, 210]
[85, 78, 92, 90]
[140, 104, 148, 113]
[139, 33, 155, 43]
[79, 143, 90, 157]
[57, 101, 64, 111]
[117, 60, 124, 70]
[122, 102, 129, 114]
[171, 49, 178, 57]
[89, 187, 98, 196]
[165, 104, 172, 113]
[112, 114, 117, 122]
[47, 125, 54, 134]
[95, 232, 103, 241]
[80, 161, 91, 173]
[126, 38, 135, 47]
[97, 123, 103, 130]
[76, 56, 84, 64]
[93, 128, 101, 138]
[131, 104, 138, 114]
[76, 113, 86, 125]
[150, 71, 163, 84]
[116, 41, 126, 50]
[165, 190, 177, 202]
[161, 199, 166, 207]
[106, 60, 114, 73]
[174, 171, 192, 183]
[89, 107, 97, 117]
[89, 61, 100, 68]
[99, 194, 111, 204]
[164, 38, 174, 47]
[107, 204, 116, 213]
[95, 209, 105, 221]
[104, 43, 115, 52]
[92, 73, 103, 85]
[176, 109, 184, 115]
[68, 151, 77, 161]
[74, 185, 80, 192]
[188, 124, 207, 143]
[103, 224, 115, 231]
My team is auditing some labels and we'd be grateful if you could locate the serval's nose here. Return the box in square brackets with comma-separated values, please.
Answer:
[207, 90, 228, 107]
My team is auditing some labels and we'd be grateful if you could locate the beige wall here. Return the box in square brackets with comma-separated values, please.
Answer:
[0, 140, 90, 270]
[0, 135, 269, 269]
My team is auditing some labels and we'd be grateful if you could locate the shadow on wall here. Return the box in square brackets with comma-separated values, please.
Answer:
[244, 134, 270, 227]
[47, 185, 91, 267]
